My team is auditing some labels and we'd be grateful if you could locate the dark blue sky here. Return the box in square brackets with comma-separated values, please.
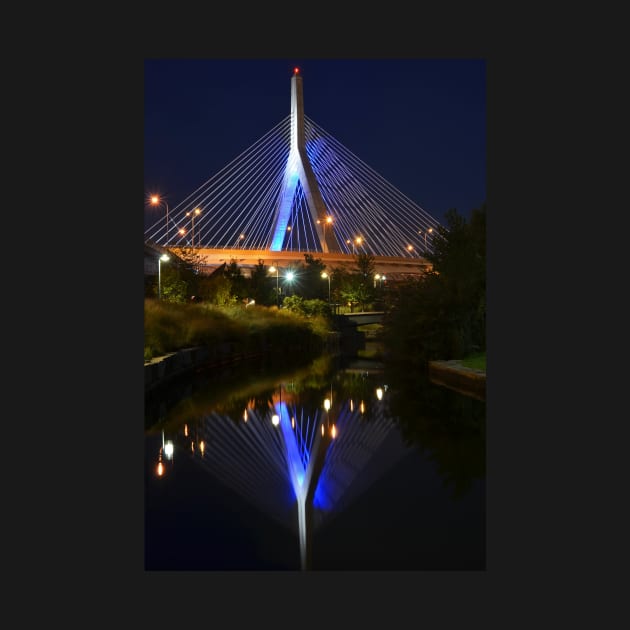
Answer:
[144, 59, 486, 229]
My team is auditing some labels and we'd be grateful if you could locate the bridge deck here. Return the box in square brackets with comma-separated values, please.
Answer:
[181, 247, 432, 277]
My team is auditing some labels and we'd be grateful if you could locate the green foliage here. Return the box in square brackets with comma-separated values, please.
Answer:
[249, 259, 274, 306]
[355, 252, 375, 278]
[384, 204, 486, 363]
[301, 254, 327, 300]
[459, 352, 486, 371]
[144, 298, 332, 361]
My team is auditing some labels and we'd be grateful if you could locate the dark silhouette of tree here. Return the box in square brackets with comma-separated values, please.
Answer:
[384, 204, 486, 361]
[249, 259, 274, 306]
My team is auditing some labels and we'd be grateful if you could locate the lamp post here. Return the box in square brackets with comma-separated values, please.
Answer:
[158, 253, 169, 300]
[419, 227, 433, 252]
[318, 216, 333, 248]
[321, 271, 331, 303]
[151, 195, 169, 246]
[269, 264, 279, 308]
[346, 237, 362, 255]
[186, 208, 201, 248]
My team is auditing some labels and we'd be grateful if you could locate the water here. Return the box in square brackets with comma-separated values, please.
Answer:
[144, 352, 486, 571]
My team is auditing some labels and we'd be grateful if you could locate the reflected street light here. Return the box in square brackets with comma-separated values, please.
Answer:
[151, 195, 169, 246]
[321, 271, 331, 303]
[158, 253, 170, 300]
[269, 264, 279, 308]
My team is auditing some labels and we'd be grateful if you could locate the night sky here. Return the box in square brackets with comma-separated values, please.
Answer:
[144, 58, 486, 231]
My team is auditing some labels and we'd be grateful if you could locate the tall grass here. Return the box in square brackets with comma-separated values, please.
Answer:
[144, 299, 331, 361]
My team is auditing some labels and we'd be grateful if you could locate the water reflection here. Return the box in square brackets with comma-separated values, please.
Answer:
[145, 353, 485, 570]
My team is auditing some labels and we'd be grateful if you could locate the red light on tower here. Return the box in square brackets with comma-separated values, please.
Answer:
[294, 67, 299, 74]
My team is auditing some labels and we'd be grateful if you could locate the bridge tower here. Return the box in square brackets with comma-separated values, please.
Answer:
[269, 68, 341, 253]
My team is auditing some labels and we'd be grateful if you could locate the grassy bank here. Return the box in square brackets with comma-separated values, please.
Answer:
[459, 352, 486, 371]
[144, 299, 332, 362]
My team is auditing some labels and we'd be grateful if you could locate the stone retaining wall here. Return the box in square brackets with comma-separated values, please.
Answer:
[145, 332, 341, 394]
[428, 360, 486, 401]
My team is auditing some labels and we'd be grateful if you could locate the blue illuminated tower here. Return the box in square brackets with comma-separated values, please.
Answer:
[269, 68, 340, 253]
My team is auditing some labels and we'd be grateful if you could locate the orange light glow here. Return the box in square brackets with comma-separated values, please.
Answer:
[360, 401, 365, 414]
[294, 67, 299, 74]
[200, 440, 205, 455]
[184, 424, 188, 436]
[157, 462, 164, 476]
[321, 423, 325, 436]
[331, 425, 337, 439]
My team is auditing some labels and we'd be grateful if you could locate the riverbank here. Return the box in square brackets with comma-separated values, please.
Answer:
[428, 360, 486, 401]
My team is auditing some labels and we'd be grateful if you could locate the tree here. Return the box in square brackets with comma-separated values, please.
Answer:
[355, 252, 375, 279]
[384, 204, 486, 361]
[249, 259, 274, 306]
[224, 258, 248, 303]
[301, 253, 327, 300]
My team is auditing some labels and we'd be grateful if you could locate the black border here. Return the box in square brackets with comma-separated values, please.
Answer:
[43, 22, 582, 624]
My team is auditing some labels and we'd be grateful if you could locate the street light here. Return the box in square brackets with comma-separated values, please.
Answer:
[185, 207, 202, 248]
[158, 253, 170, 300]
[269, 264, 279, 308]
[151, 195, 169, 246]
[285, 270, 295, 297]
[346, 237, 362, 255]
[321, 271, 331, 303]
[418, 227, 433, 252]
[317, 216, 333, 248]
[374, 273, 386, 289]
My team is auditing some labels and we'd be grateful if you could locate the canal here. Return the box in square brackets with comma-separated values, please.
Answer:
[144, 343, 485, 571]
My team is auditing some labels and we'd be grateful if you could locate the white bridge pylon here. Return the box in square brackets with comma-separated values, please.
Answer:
[270, 71, 338, 253]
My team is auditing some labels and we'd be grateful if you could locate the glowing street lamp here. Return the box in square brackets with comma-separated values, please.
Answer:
[158, 253, 170, 300]
[285, 270, 295, 296]
[269, 264, 279, 308]
[346, 237, 362, 255]
[317, 216, 333, 248]
[321, 271, 331, 303]
[185, 207, 202, 247]
[150, 195, 169, 246]
[419, 227, 433, 252]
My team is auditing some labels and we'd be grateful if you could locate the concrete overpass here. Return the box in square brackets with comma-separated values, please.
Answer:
[170, 246, 432, 279]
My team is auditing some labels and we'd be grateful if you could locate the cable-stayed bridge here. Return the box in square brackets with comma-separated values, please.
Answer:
[145, 68, 442, 276]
